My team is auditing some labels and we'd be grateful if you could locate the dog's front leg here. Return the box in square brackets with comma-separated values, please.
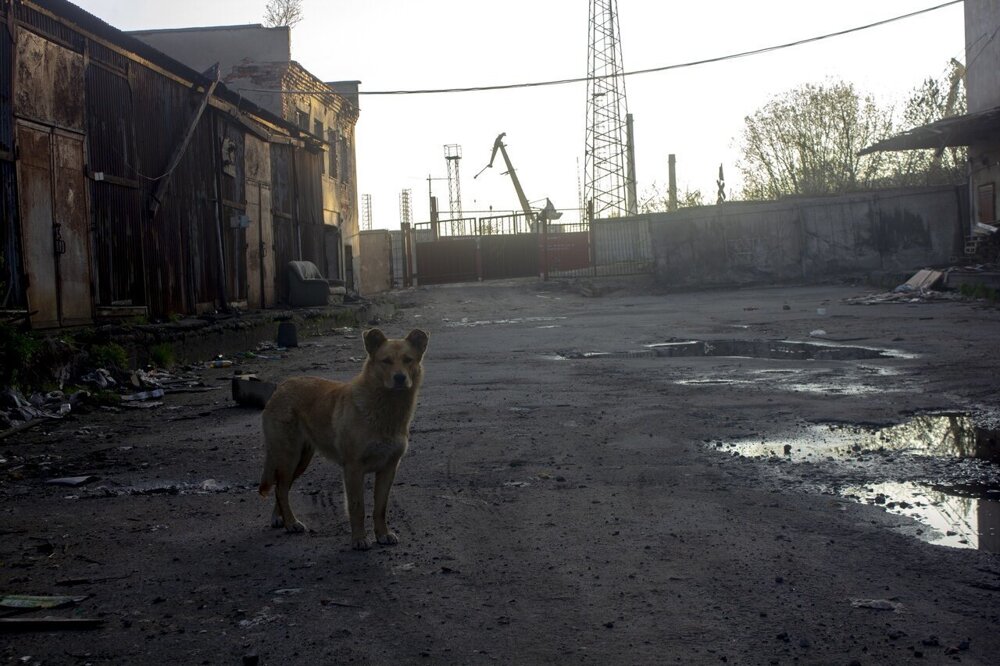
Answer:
[343, 464, 370, 550]
[373, 460, 400, 545]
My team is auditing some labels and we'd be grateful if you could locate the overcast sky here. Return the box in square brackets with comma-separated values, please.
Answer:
[72, 0, 966, 228]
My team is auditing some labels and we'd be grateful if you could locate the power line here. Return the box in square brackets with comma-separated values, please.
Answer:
[232, 1, 961, 98]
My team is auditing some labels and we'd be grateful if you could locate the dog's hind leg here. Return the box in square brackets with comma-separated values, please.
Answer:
[373, 460, 401, 546]
[274, 469, 307, 533]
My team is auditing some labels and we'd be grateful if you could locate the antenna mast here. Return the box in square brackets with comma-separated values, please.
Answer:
[399, 188, 413, 227]
[585, 0, 630, 220]
[361, 193, 373, 231]
[444, 144, 463, 235]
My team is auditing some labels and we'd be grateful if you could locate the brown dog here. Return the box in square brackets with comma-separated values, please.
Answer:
[258, 328, 428, 550]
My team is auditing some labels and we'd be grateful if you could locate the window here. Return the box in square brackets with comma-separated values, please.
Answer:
[338, 132, 350, 183]
[978, 183, 996, 224]
[315, 120, 324, 174]
[296, 110, 309, 131]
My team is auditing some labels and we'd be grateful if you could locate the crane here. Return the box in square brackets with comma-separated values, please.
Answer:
[475, 133, 560, 231]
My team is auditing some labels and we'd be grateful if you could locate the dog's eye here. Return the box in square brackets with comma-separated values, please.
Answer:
[381, 358, 393, 365]
[402, 357, 413, 364]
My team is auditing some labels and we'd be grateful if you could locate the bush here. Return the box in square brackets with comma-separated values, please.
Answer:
[0, 323, 41, 388]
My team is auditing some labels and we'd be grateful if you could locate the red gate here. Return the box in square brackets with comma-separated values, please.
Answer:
[410, 213, 592, 285]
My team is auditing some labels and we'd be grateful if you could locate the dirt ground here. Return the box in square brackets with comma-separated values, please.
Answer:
[2, 277, 1000, 665]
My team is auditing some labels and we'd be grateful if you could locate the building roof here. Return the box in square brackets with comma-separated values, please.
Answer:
[859, 105, 1000, 155]
[32, 0, 303, 139]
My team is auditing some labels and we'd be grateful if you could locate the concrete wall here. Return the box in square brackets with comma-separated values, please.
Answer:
[648, 186, 966, 288]
[964, 1, 1000, 229]
[358, 230, 393, 295]
[130, 25, 290, 82]
[965, 0, 1000, 113]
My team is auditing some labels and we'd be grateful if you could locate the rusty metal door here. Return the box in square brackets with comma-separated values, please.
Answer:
[245, 134, 274, 309]
[16, 122, 93, 328]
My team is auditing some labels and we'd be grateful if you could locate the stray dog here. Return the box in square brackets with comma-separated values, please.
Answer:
[258, 328, 428, 550]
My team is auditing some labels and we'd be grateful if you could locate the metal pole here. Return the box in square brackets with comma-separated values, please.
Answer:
[668, 154, 677, 212]
[626, 113, 637, 216]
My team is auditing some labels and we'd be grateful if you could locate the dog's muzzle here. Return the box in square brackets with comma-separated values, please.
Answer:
[392, 372, 409, 390]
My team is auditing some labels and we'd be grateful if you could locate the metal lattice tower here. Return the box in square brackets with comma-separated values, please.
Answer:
[444, 144, 463, 234]
[361, 193, 373, 231]
[585, 0, 629, 220]
[399, 189, 413, 227]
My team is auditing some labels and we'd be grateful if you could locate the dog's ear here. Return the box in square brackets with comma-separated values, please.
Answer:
[406, 329, 429, 356]
[363, 328, 388, 356]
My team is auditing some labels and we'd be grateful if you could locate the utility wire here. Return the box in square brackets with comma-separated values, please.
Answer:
[232, 1, 962, 98]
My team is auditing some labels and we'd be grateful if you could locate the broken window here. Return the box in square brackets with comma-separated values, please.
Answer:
[296, 109, 309, 131]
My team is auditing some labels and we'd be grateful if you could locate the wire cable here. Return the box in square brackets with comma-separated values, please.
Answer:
[231, 1, 962, 98]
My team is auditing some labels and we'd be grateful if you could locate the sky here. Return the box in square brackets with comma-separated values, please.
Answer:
[71, 0, 967, 228]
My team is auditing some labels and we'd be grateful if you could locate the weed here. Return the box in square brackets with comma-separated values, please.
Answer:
[959, 283, 1000, 302]
[149, 342, 176, 369]
[90, 342, 129, 371]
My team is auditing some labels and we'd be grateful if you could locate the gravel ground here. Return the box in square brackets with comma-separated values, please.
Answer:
[2, 277, 999, 665]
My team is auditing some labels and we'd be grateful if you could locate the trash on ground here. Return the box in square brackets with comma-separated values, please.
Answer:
[850, 598, 903, 612]
[208, 356, 233, 368]
[0, 594, 87, 610]
[45, 476, 98, 487]
[121, 389, 165, 402]
[232, 375, 277, 409]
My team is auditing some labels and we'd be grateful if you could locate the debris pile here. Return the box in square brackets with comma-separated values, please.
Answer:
[848, 264, 999, 305]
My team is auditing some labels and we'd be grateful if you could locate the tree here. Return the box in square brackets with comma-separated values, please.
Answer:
[880, 63, 967, 187]
[639, 183, 705, 213]
[264, 0, 303, 28]
[737, 81, 894, 200]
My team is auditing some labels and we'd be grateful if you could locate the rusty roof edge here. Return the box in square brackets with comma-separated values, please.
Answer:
[859, 105, 1000, 155]
[27, 0, 306, 142]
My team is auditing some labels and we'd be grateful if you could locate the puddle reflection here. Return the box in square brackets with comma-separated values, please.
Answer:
[721, 415, 1000, 462]
[717, 414, 1000, 552]
[843, 481, 1000, 553]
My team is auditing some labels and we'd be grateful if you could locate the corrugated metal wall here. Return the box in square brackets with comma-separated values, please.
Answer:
[131, 61, 221, 317]
[86, 44, 144, 308]
[0, 8, 23, 310]
[294, 147, 325, 274]
[270, 142, 295, 303]
[2, 1, 330, 322]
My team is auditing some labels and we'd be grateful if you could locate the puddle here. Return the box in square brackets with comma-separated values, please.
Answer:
[555, 339, 911, 361]
[715, 414, 1000, 552]
[842, 481, 1000, 551]
[446, 316, 567, 328]
[719, 415, 1000, 463]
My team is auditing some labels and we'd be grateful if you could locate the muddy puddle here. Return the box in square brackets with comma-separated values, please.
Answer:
[714, 415, 1000, 552]
[555, 338, 912, 361]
